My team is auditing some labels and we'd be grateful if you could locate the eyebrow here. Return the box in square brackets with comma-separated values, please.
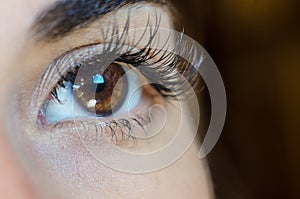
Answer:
[33, 0, 167, 40]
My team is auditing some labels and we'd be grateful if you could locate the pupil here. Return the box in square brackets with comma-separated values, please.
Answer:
[95, 83, 105, 93]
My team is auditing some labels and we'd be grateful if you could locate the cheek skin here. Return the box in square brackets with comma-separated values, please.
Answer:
[17, 118, 213, 199]
[13, 88, 212, 198]
[0, 129, 35, 199]
[0, 1, 58, 199]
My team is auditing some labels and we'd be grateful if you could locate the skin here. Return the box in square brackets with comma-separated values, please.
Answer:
[0, 1, 214, 198]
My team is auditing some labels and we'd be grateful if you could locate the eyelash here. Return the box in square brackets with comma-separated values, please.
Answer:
[39, 13, 201, 144]
[51, 23, 199, 99]
[51, 113, 152, 145]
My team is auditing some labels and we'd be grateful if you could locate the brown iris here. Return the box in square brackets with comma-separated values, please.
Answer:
[73, 63, 128, 116]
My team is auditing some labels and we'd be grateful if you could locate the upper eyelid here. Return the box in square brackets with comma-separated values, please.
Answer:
[30, 11, 182, 119]
[31, 21, 198, 110]
[31, 15, 163, 106]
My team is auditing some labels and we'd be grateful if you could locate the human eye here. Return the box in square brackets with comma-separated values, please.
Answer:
[33, 21, 201, 148]
[40, 46, 145, 124]
[37, 42, 166, 144]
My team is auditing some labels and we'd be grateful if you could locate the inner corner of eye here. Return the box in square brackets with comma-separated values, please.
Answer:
[39, 62, 149, 124]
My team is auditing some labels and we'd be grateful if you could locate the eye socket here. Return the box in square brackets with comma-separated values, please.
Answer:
[36, 33, 199, 131]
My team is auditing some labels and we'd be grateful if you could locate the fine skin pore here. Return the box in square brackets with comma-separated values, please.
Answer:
[0, 0, 214, 198]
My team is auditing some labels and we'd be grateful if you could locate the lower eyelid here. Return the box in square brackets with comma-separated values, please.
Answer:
[43, 114, 151, 147]
[38, 86, 164, 147]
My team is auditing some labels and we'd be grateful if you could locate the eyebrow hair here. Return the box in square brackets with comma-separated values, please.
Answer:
[33, 0, 167, 40]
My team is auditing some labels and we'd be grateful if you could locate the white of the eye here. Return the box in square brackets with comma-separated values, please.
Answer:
[44, 82, 93, 123]
[44, 67, 142, 123]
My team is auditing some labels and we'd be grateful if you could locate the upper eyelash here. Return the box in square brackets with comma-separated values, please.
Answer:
[51, 11, 201, 102]
[100, 10, 201, 97]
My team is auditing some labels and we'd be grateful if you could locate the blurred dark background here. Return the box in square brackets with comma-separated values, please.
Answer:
[171, 0, 300, 198]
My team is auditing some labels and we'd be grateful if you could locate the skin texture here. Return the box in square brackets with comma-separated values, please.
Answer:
[0, 1, 214, 198]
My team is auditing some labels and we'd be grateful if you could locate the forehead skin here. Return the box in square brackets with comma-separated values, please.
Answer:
[0, 0, 54, 82]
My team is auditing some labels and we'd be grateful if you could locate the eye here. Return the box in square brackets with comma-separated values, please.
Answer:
[36, 42, 172, 142]
[33, 26, 202, 148]
[42, 60, 142, 123]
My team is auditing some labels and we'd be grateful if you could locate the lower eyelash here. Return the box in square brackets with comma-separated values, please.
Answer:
[47, 113, 151, 146]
